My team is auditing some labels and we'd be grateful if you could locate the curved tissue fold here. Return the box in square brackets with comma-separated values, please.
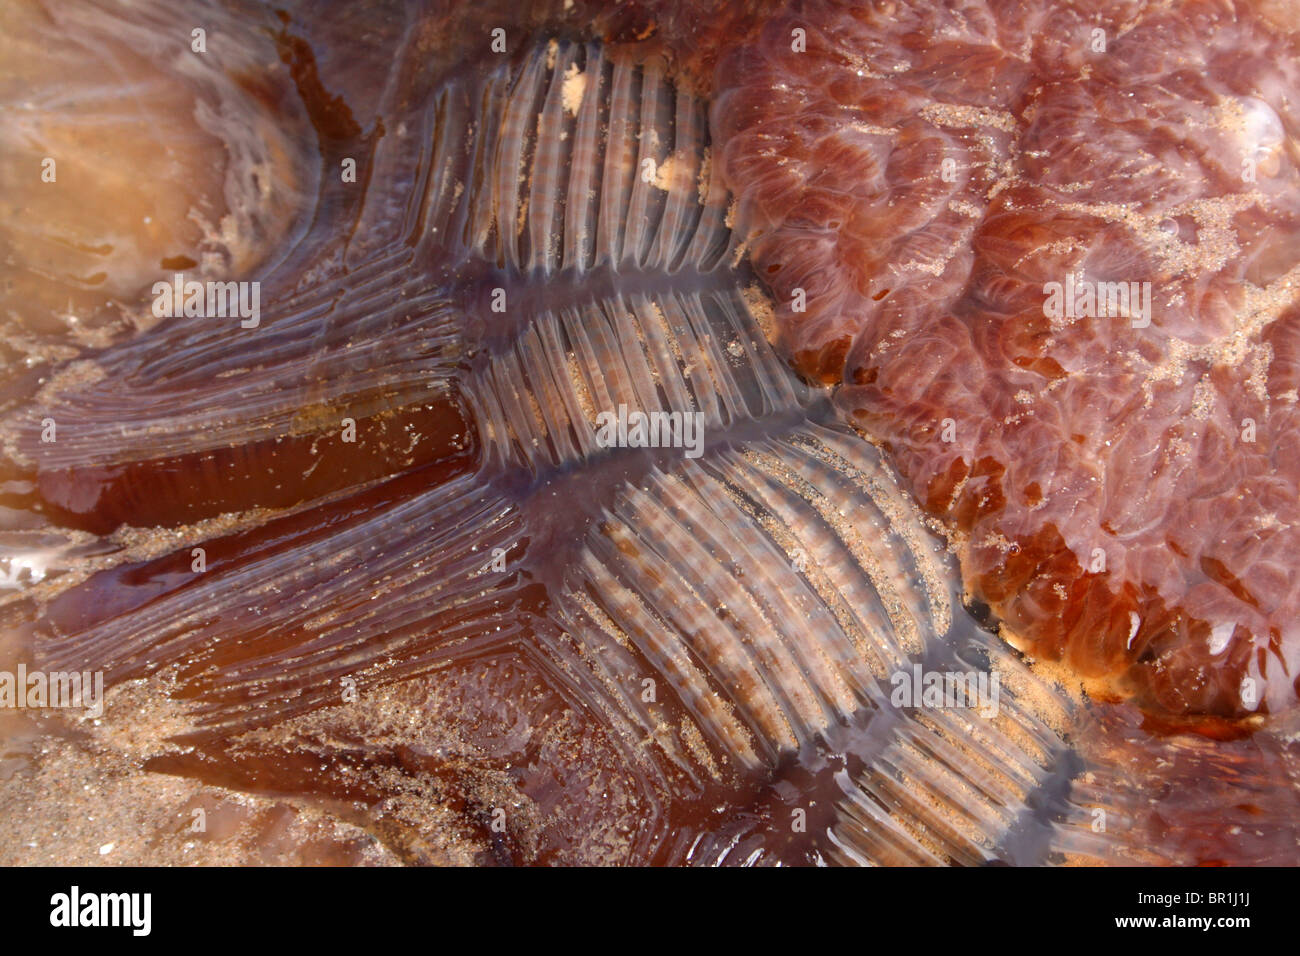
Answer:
[2, 9, 1297, 865]
[715, 0, 1300, 722]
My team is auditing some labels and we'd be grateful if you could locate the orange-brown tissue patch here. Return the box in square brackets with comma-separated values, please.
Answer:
[714, 0, 1300, 720]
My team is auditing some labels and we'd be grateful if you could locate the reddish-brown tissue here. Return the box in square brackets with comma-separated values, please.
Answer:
[4, 0, 1299, 866]
[711, 0, 1300, 720]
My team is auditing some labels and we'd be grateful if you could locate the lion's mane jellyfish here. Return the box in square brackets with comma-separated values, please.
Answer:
[715, 0, 1300, 722]
[0, 0, 1297, 866]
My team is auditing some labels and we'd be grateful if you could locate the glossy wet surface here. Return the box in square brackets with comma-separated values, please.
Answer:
[0, 0, 1297, 865]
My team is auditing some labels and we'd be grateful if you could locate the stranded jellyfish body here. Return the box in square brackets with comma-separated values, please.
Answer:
[714, 0, 1300, 721]
[0, 0, 1297, 865]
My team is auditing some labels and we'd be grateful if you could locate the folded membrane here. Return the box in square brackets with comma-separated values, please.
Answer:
[9, 33, 1279, 865]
